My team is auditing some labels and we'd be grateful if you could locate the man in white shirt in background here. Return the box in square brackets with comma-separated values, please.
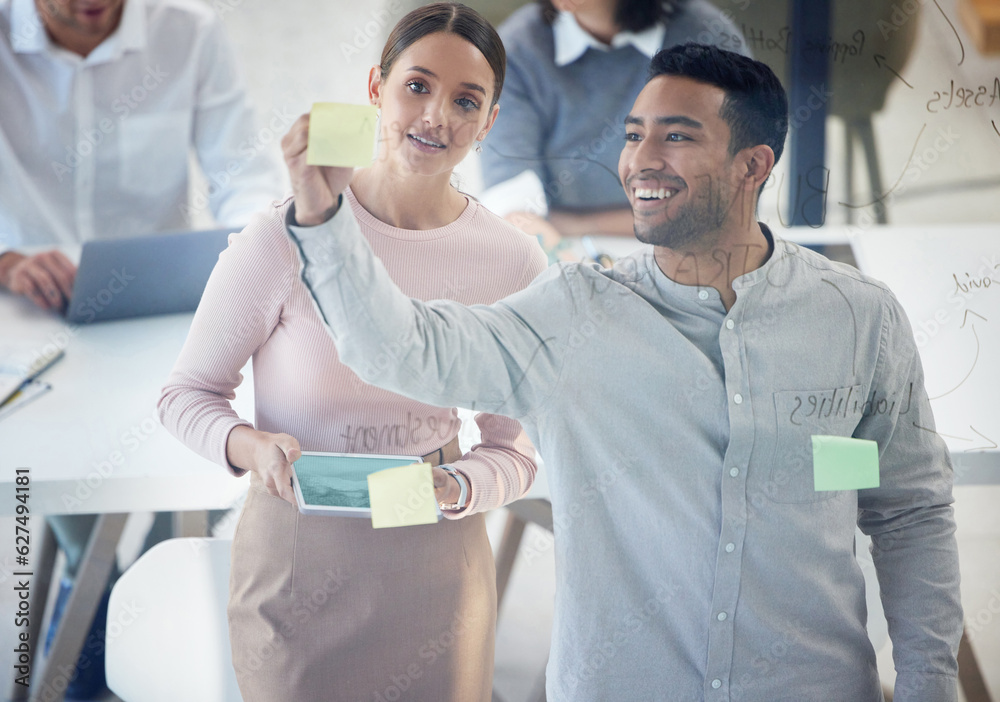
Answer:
[0, 0, 283, 696]
[0, 0, 283, 310]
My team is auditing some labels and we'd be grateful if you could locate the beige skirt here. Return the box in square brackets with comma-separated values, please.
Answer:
[228, 475, 497, 702]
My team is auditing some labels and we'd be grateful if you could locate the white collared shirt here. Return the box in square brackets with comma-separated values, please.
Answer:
[552, 10, 666, 67]
[0, 0, 283, 251]
[481, 11, 665, 217]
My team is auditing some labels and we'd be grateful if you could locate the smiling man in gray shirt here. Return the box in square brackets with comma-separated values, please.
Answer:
[280, 43, 962, 702]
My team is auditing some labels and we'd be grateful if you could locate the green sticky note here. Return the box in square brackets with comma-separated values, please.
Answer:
[367, 462, 440, 529]
[306, 102, 377, 167]
[812, 435, 880, 491]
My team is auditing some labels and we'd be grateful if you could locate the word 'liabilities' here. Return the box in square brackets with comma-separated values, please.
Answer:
[788, 384, 913, 426]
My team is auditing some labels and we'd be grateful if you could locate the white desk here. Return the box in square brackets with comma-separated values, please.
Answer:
[0, 288, 252, 701]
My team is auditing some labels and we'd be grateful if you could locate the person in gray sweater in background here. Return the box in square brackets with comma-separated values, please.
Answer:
[481, 0, 748, 255]
[286, 43, 962, 701]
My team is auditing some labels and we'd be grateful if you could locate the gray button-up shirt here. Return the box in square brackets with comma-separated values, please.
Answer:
[289, 205, 962, 702]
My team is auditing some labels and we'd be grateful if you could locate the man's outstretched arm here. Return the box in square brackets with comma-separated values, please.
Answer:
[287, 197, 570, 422]
[279, 114, 574, 422]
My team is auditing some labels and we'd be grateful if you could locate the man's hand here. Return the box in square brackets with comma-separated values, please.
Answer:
[227, 425, 302, 505]
[281, 114, 355, 226]
[0, 250, 76, 312]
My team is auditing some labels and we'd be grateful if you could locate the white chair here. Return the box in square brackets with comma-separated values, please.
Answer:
[105, 537, 242, 702]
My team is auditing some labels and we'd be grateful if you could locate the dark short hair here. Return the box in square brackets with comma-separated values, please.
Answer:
[647, 43, 789, 167]
[539, 0, 689, 33]
[380, 3, 506, 108]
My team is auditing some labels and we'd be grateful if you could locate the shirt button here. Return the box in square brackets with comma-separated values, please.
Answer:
[698, 290, 709, 300]
[733, 393, 743, 404]
[717, 611, 728, 621]
[729, 467, 740, 478]
[725, 319, 735, 329]
[725, 542, 735, 553]
[711, 679, 722, 689]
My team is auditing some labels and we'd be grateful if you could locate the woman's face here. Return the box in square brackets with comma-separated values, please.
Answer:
[369, 32, 499, 178]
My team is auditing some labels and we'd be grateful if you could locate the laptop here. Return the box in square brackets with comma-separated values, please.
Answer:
[66, 228, 235, 323]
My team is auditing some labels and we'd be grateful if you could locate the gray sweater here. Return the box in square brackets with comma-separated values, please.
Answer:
[482, 1, 749, 211]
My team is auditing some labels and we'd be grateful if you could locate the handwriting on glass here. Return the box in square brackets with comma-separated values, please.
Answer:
[926, 78, 1000, 112]
[788, 384, 914, 426]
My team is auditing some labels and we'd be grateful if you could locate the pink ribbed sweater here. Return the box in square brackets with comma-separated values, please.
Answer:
[158, 188, 547, 514]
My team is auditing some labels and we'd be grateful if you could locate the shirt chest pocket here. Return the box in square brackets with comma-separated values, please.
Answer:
[117, 112, 191, 195]
[769, 386, 863, 503]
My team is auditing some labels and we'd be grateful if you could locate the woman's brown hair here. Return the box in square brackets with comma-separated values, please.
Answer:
[380, 3, 506, 108]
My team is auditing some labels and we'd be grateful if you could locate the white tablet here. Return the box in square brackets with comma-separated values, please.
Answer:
[290, 451, 424, 517]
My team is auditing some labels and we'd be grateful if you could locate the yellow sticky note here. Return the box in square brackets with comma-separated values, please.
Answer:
[367, 462, 440, 529]
[812, 435, 880, 491]
[306, 102, 377, 167]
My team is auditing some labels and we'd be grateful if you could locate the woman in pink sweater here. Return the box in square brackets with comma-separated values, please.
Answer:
[158, 5, 546, 700]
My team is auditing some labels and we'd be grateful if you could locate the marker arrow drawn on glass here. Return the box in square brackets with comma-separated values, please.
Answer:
[933, 0, 965, 66]
[911, 423, 996, 451]
[960, 309, 987, 329]
[966, 426, 998, 451]
[928, 322, 980, 401]
[873, 54, 913, 89]
[821, 279, 857, 375]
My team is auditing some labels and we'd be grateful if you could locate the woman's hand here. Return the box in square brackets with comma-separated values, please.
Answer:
[432, 467, 460, 505]
[227, 425, 302, 505]
[281, 114, 355, 226]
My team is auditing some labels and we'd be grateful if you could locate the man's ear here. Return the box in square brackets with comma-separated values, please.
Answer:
[368, 65, 383, 106]
[743, 145, 775, 193]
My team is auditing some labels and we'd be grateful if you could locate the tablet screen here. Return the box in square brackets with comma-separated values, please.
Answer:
[294, 453, 420, 510]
